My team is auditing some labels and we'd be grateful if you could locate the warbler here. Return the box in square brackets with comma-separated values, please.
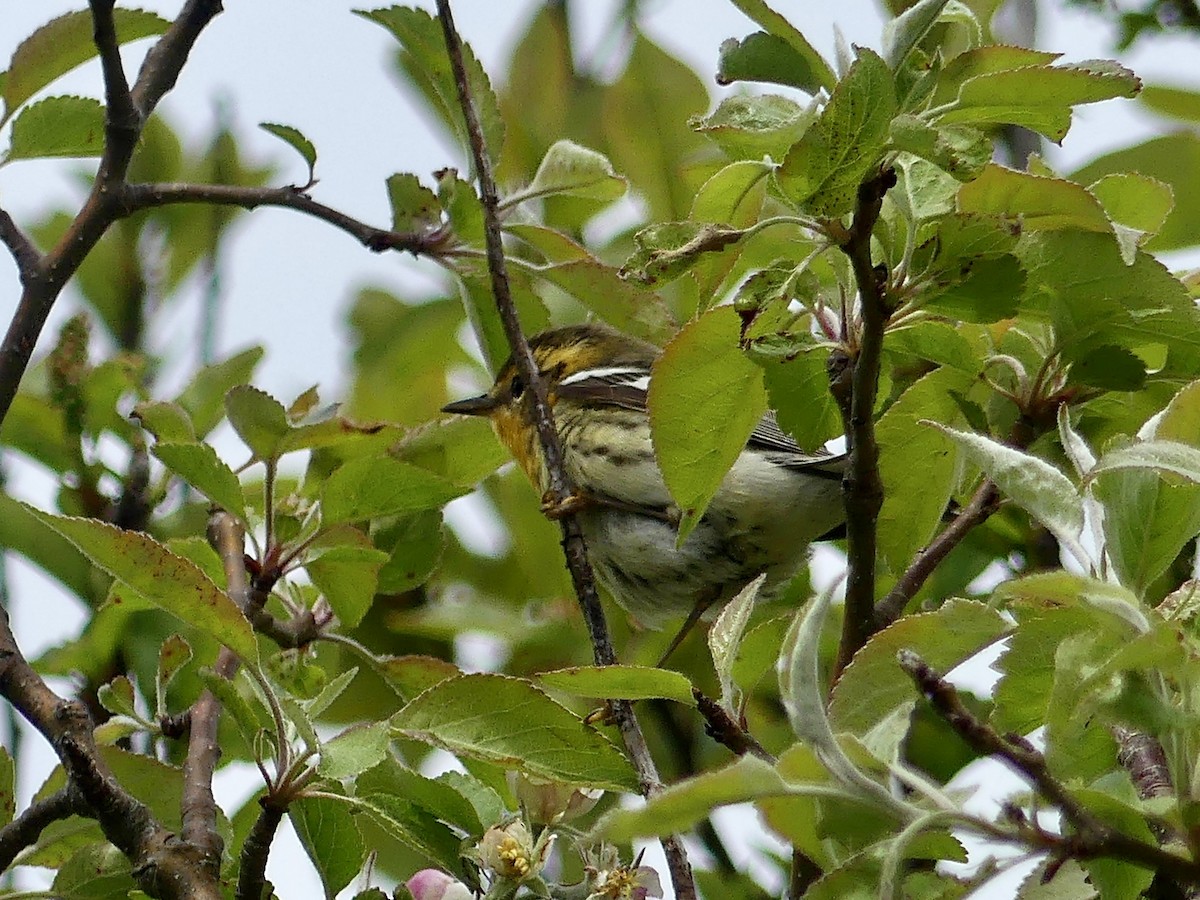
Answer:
[442, 324, 846, 656]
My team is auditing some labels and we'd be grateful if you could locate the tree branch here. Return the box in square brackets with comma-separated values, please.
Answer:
[434, 3, 695, 896]
[236, 797, 284, 900]
[899, 650, 1200, 884]
[121, 182, 445, 255]
[0, 785, 85, 871]
[88, 0, 138, 147]
[0, 208, 42, 285]
[873, 479, 1001, 628]
[130, 0, 223, 118]
[833, 169, 896, 678]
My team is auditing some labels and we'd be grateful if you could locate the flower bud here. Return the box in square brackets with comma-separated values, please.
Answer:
[405, 868, 473, 900]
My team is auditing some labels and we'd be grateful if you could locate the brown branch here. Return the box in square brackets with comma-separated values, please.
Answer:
[0, 208, 42, 284]
[88, 0, 137, 141]
[433, 3, 695, 897]
[0, 785, 85, 870]
[130, 0, 223, 118]
[899, 650, 1200, 884]
[873, 480, 1001, 628]
[121, 182, 444, 255]
[833, 169, 896, 678]
[693, 690, 773, 763]
[0, 606, 219, 898]
[180, 512, 250, 873]
[236, 797, 285, 900]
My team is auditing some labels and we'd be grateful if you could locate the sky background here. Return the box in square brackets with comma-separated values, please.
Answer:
[1, 1, 1198, 897]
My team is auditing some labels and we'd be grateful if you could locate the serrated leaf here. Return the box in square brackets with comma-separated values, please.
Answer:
[175, 346, 264, 437]
[5, 95, 104, 162]
[152, 442, 246, 520]
[259, 122, 316, 183]
[930, 424, 1085, 556]
[292, 795, 365, 900]
[24, 506, 257, 660]
[131, 400, 195, 442]
[534, 258, 675, 344]
[691, 94, 814, 161]
[359, 758, 491, 834]
[386, 172, 442, 234]
[7, 97, 105, 164]
[1070, 345, 1146, 390]
[156, 634, 192, 715]
[320, 455, 467, 524]
[319, 720, 391, 780]
[649, 306, 767, 542]
[957, 163, 1110, 231]
[939, 60, 1141, 142]
[1, 8, 169, 124]
[392, 417, 507, 487]
[830, 600, 1008, 737]
[716, 32, 827, 93]
[225, 385, 290, 460]
[1088, 172, 1174, 264]
[888, 116, 991, 181]
[725, 0, 836, 92]
[306, 544, 390, 629]
[882, 0, 952, 70]
[97, 675, 138, 719]
[708, 574, 764, 710]
[521, 139, 626, 203]
[392, 674, 638, 791]
[52, 842, 136, 899]
[536, 666, 696, 706]
[359, 6, 504, 169]
[355, 793, 464, 873]
[776, 48, 897, 217]
[621, 222, 744, 286]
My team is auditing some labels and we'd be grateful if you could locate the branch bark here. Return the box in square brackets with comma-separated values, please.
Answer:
[236, 797, 285, 900]
[0, 785, 85, 871]
[434, 2, 695, 897]
[833, 169, 896, 678]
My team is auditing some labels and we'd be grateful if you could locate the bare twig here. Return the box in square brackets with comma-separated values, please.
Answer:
[873, 480, 1001, 628]
[121, 182, 444, 255]
[180, 512, 250, 872]
[88, 0, 137, 140]
[130, 0, 223, 117]
[0, 785, 85, 870]
[899, 650, 1200, 884]
[236, 797, 285, 900]
[833, 169, 896, 678]
[0, 208, 41, 283]
[693, 690, 773, 763]
[433, 3, 695, 896]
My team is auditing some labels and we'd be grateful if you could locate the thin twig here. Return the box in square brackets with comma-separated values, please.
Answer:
[873, 480, 1000, 628]
[833, 169, 896, 678]
[180, 512, 250, 872]
[236, 797, 284, 900]
[0, 785, 85, 871]
[434, 3, 695, 896]
[121, 182, 444, 255]
[0, 208, 41, 284]
[693, 690, 773, 763]
[899, 650, 1200, 884]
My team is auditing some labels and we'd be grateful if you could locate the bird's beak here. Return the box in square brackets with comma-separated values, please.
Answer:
[441, 394, 499, 416]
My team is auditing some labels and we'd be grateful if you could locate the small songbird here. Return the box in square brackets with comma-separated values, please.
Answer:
[442, 323, 846, 659]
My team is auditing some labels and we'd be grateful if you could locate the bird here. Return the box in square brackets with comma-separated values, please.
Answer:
[442, 323, 847, 662]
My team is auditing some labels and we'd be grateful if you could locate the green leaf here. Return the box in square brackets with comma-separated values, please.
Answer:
[97, 675, 138, 719]
[930, 424, 1084, 555]
[1140, 83, 1200, 122]
[1088, 440, 1200, 486]
[292, 795, 366, 900]
[386, 172, 442, 234]
[321, 455, 467, 524]
[957, 163, 1110, 231]
[534, 258, 675, 345]
[52, 842, 136, 899]
[378, 654, 460, 702]
[354, 793, 464, 873]
[716, 32, 828, 94]
[1, 8, 169, 124]
[1088, 173, 1174, 264]
[1070, 345, 1146, 390]
[374, 510, 445, 594]
[306, 544, 390, 629]
[649, 306, 767, 542]
[319, 720, 392, 780]
[876, 369, 972, 574]
[888, 116, 991, 181]
[691, 94, 814, 162]
[152, 442, 246, 520]
[225, 385, 290, 460]
[708, 574, 764, 710]
[930, 46, 1061, 108]
[830, 600, 1008, 737]
[175, 347, 264, 437]
[155, 634, 192, 716]
[392, 674, 638, 791]
[23, 506, 257, 661]
[392, 417, 507, 487]
[1076, 791, 1155, 900]
[131, 400, 195, 442]
[939, 60, 1141, 142]
[359, 759, 494, 835]
[882, 0, 952, 71]
[259, 122, 317, 183]
[776, 48, 897, 217]
[726, 0, 836, 92]
[621, 222, 744, 286]
[360, 6, 504, 168]
[519, 139, 626, 203]
[5, 95, 104, 162]
[537, 666, 697, 706]
[754, 348, 842, 452]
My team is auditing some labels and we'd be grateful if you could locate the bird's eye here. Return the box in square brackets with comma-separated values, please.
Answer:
[510, 375, 525, 399]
